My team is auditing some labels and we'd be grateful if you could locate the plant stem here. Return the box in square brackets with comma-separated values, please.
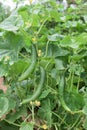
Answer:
[4, 119, 21, 127]
[24, 114, 32, 122]
[52, 111, 69, 127]
[70, 115, 81, 129]
[70, 70, 74, 92]
[32, 105, 35, 122]
[45, 40, 49, 57]
[36, 17, 48, 36]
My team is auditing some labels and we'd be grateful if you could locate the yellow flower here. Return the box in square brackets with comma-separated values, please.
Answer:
[35, 100, 41, 107]
[29, 0, 33, 4]
[30, 101, 34, 105]
[25, 22, 31, 27]
[42, 124, 48, 130]
[32, 37, 37, 43]
[4, 56, 10, 61]
[38, 50, 42, 57]
[41, 14, 45, 17]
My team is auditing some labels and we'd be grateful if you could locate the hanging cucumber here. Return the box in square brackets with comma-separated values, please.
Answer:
[20, 67, 46, 105]
[18, 44, 37, 82]
[59, 71, 72, 113]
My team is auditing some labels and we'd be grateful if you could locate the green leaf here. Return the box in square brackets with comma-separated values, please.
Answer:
[47, 44, 69, 57]
[51, 68, 58, 79]
[61, 36, 79, 49]
[29, 14, 40, 27]
[83, 116, 87, 129]
[0, 13, 24, 32]
[83, 91, 87, 115]
[8, 59, 30, 79]
[18, 8, 29, 23]
[38, 99, 52, 127]
[75, 0, 82, 4]
[20, 122, 33, 130]
[47, 33, 64, 41]
[83, 15, 87, 23]
[0, 97, 9, 118]
[65, 89, 84, 111]
[0, 32, 24, 62]
[0, 121, 19, 130]
[76, 33, 87, 46]
[0, 60, 9, 76]
[55, 59, 65, 70]
[7, 98, 16, 112]
[6, 106, 27, 122]
[39, 89, 51, 99]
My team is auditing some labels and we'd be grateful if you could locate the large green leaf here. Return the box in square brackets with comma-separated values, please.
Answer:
[46, 43, 70, 57]
[0, 97, 9, 118]
[8, 59, 30, 79]
[0, 13, 24, 32]
[7, 98, 16, 112]
[65, 89, 84, 111]
[0, 60, 9, 76]
[18, 5, 40, 27]
[75, 33, 87, 46]
[18, 8, 29, 23]
[0, 32, 24, 62]
[61, 36, 79, 49]
[38, 99, 52, 127]
[6, 106, 27, 122]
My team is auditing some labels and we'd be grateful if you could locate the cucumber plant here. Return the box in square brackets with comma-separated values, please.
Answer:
[0, 0, 87, 130]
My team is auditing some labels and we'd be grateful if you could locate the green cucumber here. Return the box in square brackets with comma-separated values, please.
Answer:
[18, 44, 37, 82]
[20, 67, 45, 105]
[59, 71, 72, 113]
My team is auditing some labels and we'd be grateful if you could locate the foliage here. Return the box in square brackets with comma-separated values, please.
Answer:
[0, 3, 10, 22]
[0, 0, 87, 129]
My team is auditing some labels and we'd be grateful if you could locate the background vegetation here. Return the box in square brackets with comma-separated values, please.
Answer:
[0, 0, 87, 129]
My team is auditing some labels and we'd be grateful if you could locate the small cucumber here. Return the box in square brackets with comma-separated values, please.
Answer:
[59, 72, 72, 113]
[18, 44, 37, 82]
